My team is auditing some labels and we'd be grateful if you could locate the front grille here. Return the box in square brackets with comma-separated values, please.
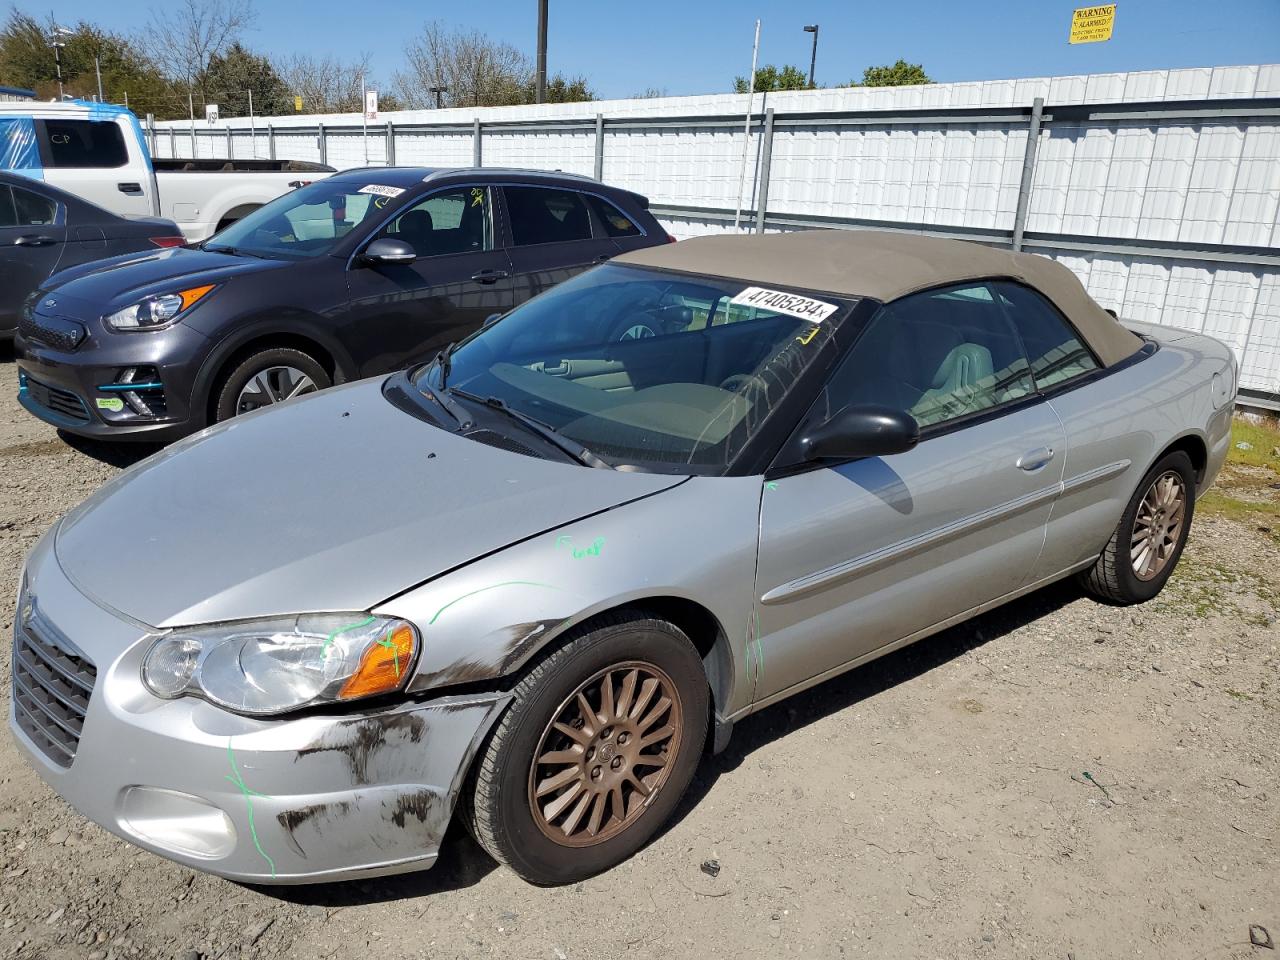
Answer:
[12, 610, 97, 767]
[23, 373, 90, 423]
[18, 313, 86, 352]
[465, 429, 538, 458]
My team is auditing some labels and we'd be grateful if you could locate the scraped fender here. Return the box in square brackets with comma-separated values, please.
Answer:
[373, 474, 764, 721]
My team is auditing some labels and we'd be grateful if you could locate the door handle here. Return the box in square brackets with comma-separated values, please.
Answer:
[1016, 447, 1055, 472]
[118, 182, 143, 195]
[13, 234, 57, 247]
[470, 269, 510, 284]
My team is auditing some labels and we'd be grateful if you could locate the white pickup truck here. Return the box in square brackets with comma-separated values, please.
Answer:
[0, 101, 333, 242]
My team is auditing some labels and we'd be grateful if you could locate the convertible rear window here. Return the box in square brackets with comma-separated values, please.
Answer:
[416, 264, 857, 472]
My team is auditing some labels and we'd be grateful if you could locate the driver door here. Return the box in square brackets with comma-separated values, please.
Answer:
[751, 283, 1066, 705]
[343, 185, 516, 376]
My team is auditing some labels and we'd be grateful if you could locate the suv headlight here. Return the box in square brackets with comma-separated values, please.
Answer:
[105, 284, 216, 331]
[141, 613, 418, 716]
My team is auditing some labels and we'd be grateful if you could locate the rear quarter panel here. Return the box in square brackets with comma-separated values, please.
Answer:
[1033, 329, 1234, 580]
[157, 172, 329, 242]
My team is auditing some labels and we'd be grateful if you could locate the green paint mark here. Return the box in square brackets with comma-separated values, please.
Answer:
[556, 535, 605, 558]
[375, 629, 401, 678]
[765, 481, 779, 491]
[321, 615, 376, 660]
[225, 739, 275, 879]
[428, 581, 560, 625]
[1082, 771, 1112, 801]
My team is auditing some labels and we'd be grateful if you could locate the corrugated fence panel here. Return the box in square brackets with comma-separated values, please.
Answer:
[482, 129, 594, 176]
[393, 131, 473, 167]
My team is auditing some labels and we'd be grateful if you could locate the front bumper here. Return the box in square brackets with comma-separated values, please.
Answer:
[15, 317, 211, 442]
[9, 530, 509, 884]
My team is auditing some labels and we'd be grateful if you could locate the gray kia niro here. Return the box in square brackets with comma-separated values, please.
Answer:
[10, 230, 1234, 885]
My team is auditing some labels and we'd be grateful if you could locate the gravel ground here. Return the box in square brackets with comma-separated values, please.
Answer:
[1, 346, 1277, 960]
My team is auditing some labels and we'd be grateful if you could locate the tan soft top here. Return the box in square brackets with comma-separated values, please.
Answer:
[618, 229, 1143, 367]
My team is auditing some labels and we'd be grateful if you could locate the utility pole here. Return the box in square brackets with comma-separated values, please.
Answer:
[535, 0, 548, 103]
[248, 89, 255, 158]
[803, 24, 819, 88]
[429, 85, 446, 109]
[732, 19, 761, 232]
[95, 55, 104, 102]
[188, 89, 196, 157]
[48, 26, 73, 100]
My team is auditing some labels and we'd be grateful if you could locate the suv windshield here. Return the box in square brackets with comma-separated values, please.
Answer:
[206, 180, 393, 260]
[412, 263, 856, 473]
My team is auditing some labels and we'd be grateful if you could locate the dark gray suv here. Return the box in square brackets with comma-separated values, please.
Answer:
[16, 167, 669, 441]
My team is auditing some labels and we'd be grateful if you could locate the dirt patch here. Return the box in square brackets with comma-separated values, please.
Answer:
[0, 355, 1276, 960]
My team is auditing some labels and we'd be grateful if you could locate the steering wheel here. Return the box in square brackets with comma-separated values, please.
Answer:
[612, 311, 664, 341]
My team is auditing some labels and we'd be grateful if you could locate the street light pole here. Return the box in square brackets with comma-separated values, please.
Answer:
[428, 85, 447, 109]
[48, 26, 73, 100]
[803, 24, 819, 88]
[535, 0, 548, 103]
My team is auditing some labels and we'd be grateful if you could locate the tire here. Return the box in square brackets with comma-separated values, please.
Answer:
[464, 611, 709, 885]
[1079, 450, 1196, 604]
[212, 347, 330, 423]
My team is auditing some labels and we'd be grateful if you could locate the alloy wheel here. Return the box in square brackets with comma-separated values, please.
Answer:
[235, 365, 318, 414]
[1131, 469, 1187, 580]
[528, 661, 682, 847]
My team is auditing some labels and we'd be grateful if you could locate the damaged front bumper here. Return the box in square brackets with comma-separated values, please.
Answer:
[8, 530, 510, 884]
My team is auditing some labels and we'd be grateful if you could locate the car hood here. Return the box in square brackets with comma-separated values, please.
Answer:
[54, 379, 686, 628]
[42, 246, 289, 318]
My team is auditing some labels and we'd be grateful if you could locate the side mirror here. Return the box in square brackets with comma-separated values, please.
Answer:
[360, 237, 417, 266]
[801, 404, 920, 461]
[482, 312, 502, 329]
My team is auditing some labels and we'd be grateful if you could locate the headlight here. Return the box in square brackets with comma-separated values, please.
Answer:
[141, 614, 418, 716]
[105, 284, 216, 331]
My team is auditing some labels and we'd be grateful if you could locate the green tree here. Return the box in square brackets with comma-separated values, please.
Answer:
[0, 11, 186, 117]
[519, 73, 594, 104]
[854, 59, 932, 87]
[203, 42, 290, 116]
[732, 64, 809, 94]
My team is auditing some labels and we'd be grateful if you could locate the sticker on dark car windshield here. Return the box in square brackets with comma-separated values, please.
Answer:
[729, 287, 838, 324]
[358, 184, 405, 198]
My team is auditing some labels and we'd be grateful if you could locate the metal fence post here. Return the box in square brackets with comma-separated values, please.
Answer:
[317, 122, 327, 166]
[594, 113, 604, 180]
[754, 107, 776, 234]
[146, 114, 156, 155]
[1011, 96, 1045, 252]
[473, 118, 482, 167]
[267, 124, 276, 161]
[386, 120, 396, 166]
[225, 127, 233, 160]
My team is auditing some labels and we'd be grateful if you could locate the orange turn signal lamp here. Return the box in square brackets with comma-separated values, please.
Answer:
[339, 623, 418, 700]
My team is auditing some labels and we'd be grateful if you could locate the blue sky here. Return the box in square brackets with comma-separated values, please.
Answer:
[36, 0, 1280, 99]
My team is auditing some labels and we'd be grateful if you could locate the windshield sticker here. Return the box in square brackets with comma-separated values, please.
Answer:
[358, 184, 405, 199]
[729, 287, 838, 324]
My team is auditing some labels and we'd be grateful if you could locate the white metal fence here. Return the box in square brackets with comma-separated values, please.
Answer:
[152, 64, 1280, 401]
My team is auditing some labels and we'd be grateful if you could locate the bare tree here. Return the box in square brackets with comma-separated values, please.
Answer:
[146, 0, 254, 102]
[278, 51, 373, 114]
[396, 21, 587, 108]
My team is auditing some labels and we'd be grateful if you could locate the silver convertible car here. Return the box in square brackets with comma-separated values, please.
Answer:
[11, 230, 1235, 886]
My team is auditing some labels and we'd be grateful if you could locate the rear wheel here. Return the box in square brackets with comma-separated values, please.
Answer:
[1079, 450, 1195, 604]
[213, 347, 330, 423]
[464, 612, 708, 885]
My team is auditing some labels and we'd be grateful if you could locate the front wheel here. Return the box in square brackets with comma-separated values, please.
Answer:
[1079, 450, 1196, 604]
[464, 612, 709, 885]
[213, 347, 330, 423]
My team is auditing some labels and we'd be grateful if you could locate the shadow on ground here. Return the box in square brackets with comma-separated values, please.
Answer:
[265, 579, 1082, 906]
[58, 430, 163, 469]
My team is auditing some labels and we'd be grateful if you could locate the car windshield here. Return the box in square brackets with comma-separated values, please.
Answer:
[205, 179, 394, 260]
[411, 263, 857, 473]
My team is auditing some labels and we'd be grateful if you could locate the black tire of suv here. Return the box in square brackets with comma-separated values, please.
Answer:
[1078, 450, 1196, 605]
[463, 611, 709, 885]
[212, 347, 331, 423]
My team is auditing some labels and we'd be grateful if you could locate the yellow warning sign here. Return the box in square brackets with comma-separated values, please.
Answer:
[293, 95, 303, 111]
[1070, 4, 1116, 43]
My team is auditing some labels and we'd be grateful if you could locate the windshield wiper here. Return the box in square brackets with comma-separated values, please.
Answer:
[415, 377, 472, 430]
[434, 341, 457, 388]
[450, 388, 612, 470]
